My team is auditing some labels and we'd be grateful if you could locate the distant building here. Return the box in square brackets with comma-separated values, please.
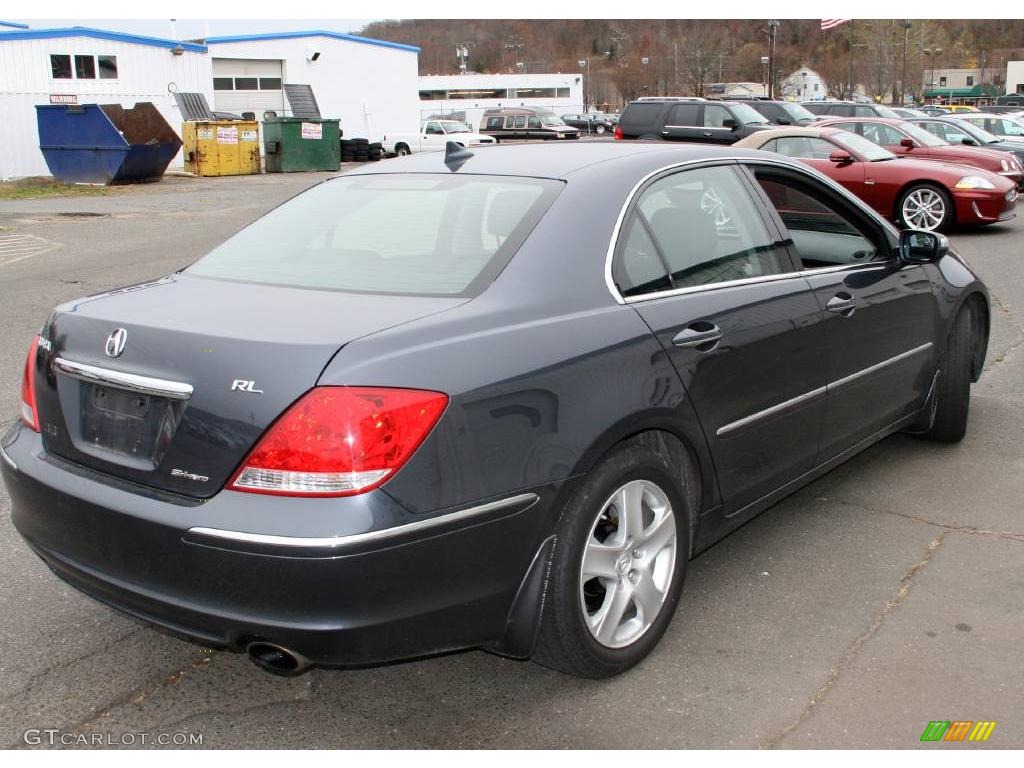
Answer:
[707, 82, 767, 98]
[922, 67, 998, 105]
[780, 67, 827, 101]
[418, 73, 583, 129]
[1005, 61, 1024, 98]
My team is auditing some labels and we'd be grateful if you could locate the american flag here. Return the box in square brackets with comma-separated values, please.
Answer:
[821, 19, 851, 30]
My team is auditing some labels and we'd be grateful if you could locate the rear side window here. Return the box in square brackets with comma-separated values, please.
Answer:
[668, 104, 700, 125]
[620, 102, 666, 129]
[188, 175, 562, 297]
[762, 136, 835, 159]
[613, 165, 791, 296]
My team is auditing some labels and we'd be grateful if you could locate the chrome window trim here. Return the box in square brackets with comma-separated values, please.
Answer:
[54, 357, 193, 401]
[716, 342, 934, 437]
[188, 492, 538, 550]
[604, 155, 901, 306]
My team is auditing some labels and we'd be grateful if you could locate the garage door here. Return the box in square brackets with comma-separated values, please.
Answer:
[212, 58, 285, 117]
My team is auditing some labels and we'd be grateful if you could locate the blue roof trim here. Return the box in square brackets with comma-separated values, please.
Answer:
[205, 30, 419, 53]
[0, 20, 30, 29]
[0, 27, 207, 52]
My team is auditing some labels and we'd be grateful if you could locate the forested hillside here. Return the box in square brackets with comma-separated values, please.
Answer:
[359, 18, 1024, 104]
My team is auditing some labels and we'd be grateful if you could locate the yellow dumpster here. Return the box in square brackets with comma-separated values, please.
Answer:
[182, 120, 261, 176]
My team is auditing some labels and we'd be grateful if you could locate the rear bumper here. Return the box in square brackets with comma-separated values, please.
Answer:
[1, 424, 557, 666]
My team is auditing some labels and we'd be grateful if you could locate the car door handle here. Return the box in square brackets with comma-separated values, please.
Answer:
[826, 293, 856, 316]
[672, 325, 722, 349]
[702, 131, 712, 136]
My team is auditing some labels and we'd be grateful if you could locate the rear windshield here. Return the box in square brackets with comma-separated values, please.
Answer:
[187, 174, 562, 296]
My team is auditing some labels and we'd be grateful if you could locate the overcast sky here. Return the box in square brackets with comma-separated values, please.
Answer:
[14, 19, 374, 40]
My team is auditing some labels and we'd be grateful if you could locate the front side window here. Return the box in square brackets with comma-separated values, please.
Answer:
[527, 117, 542, 129]
[831, 129, 897, 161]
[860, 122, 905, 146]
[703, 105, 731, 128]
[50, 54, 72, 79]
[752, 170, 882, 269]
[486, 116, 503, 129]
[424, 122, 443, 135]
[667, 103, 699, 125]
[728, 102, 770, 125]
[188, 175, 561, 297]
[613, 165, 790, 297]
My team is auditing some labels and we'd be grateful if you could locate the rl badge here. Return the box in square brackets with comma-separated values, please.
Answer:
[920, 720, 997, 742]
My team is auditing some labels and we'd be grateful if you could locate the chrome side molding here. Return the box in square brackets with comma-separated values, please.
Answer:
[54, 358, 193, 400]
[717, 342, 933, 437]
[187, 492, 539, 550]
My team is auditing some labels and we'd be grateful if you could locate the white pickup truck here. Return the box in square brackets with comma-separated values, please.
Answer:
[381, 119, 496, 156]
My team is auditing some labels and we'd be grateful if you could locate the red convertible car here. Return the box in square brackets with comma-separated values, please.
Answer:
[734, 126, 1017, 232]
[816, 116, 1024, 189]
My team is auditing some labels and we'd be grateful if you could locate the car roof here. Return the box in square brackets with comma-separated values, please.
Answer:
[818, 116, 902, 124]
[336, 141, 787, 180]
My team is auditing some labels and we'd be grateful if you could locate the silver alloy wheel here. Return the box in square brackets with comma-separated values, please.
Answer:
[901, 187, 946, 231]
[596, 124, 606, 134]
[578, 479, 677, 649]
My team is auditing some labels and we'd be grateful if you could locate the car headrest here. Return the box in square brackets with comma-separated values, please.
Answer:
[648, 199, 719, 274]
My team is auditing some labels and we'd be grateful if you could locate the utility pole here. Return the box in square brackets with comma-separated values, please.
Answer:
[848, 19, 855, 100]
[673, 42, 679, 95]
[900, 21, 912, 105]
[767, 20, 779, 99]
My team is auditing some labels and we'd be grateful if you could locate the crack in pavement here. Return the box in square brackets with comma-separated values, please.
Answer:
[823, 496, 1024, 544]
[763, 531, 946, 749]
[0, 625, 147, 705]
[5, 654, 215, 749]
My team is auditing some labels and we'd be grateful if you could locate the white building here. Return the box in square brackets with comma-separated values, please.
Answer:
[0, 26, 211, 180]
[780, 67, 828, 102]
[204, 31, 420, 141]
[418, 73, 583, 130]
[1004, 61, 1024, 98]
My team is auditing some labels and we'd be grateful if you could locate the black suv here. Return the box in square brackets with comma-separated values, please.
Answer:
[614, 99, 773, 144]
[802, 101, 901, 119]
[725, 98, 817, 126]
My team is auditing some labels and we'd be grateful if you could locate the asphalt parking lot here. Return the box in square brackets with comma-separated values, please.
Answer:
[0, 167, 1022, 749]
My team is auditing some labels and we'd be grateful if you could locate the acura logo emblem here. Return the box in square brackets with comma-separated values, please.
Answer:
[105, 328, 128, 358]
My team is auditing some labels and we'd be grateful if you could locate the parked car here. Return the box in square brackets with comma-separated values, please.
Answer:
[955, 113, 1024, 142]
[802, 101, 901, 119]
[613, 98, 772, 143]
[910, 117, 1024, 181]
[920, 106, 952, 116]
[381, 119, 495, 156]
[560, 113, 616, 134]
[480, 107, 580, 141]
[891, 107, 928, 118]
[815, 116, 1024, 188]
[735, 126, 1017, 231]
[727, 98, 817, 126]
[1, 142, 993, 679]
[946, 105, 979, 113]
[976, 105, 1024, 115]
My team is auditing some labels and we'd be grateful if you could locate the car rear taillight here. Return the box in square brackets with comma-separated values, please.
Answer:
[614, 125, 623, 140]
[228, 386, 448, 497]
[20, 336, 40, 432]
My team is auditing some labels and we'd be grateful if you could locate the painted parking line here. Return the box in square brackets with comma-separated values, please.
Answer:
[0, 232, 61, 266]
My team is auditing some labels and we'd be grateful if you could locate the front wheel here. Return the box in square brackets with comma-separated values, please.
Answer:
[898, 184, 953, 232]
[533, 439, 689, 678]
[595, 124, 606, 134]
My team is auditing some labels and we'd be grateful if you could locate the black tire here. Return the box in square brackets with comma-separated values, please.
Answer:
[897, 183, 954, 232]
[353, 138, 369, 147]
[395, 144, 411, 157]
[918, 306, 974, 442]
[533, 436, 690, 678]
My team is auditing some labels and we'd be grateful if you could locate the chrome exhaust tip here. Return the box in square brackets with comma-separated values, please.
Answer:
[246, 641, 312, 677]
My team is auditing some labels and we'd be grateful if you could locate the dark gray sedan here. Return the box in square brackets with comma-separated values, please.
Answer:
[1, 142, 990, 679]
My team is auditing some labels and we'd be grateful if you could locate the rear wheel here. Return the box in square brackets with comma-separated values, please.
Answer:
[395, 144, 411, 157]
[595, 124, 606, 134]
[898, 184, 953, 232]
[918, 306, 974, 442]
[533, 439, 689, 678]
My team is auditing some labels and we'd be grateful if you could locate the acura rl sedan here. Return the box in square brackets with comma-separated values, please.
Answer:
[2, 142, 990, 679]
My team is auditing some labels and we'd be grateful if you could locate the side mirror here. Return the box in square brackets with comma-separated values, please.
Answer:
[900, 137, 916, 148]
[829, 150, 854, 164]
[777, 118, 791, 125]
[722, 118, 738, 130]
[899, 230, 949, 263]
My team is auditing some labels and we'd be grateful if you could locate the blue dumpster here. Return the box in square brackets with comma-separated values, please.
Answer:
[36, 102, 182, 184]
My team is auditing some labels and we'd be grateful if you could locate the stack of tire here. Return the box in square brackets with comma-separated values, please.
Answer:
[340, 139, 384, 163]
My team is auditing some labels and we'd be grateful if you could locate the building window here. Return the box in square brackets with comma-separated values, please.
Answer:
[233, 77, 259, 90]
[418, 90, 447, 100]
[213, 77, 234, 91]
[446, 88, 507, 100]
[74, 54, 96, 79]
[258, 77, 281, 90]
[556, 87, 570, 98]
[512, 87, 557, 98]
[814, 83, 819, 91]
[50, 54, 72, 79]
[1017, 84, 1024, 95]
[939, 76, 947, 86]
[97, 55, 118, 79]
[966, 76, 974, 86]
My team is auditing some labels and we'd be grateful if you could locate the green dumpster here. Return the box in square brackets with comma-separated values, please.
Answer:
[263, 117, 340, 172]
